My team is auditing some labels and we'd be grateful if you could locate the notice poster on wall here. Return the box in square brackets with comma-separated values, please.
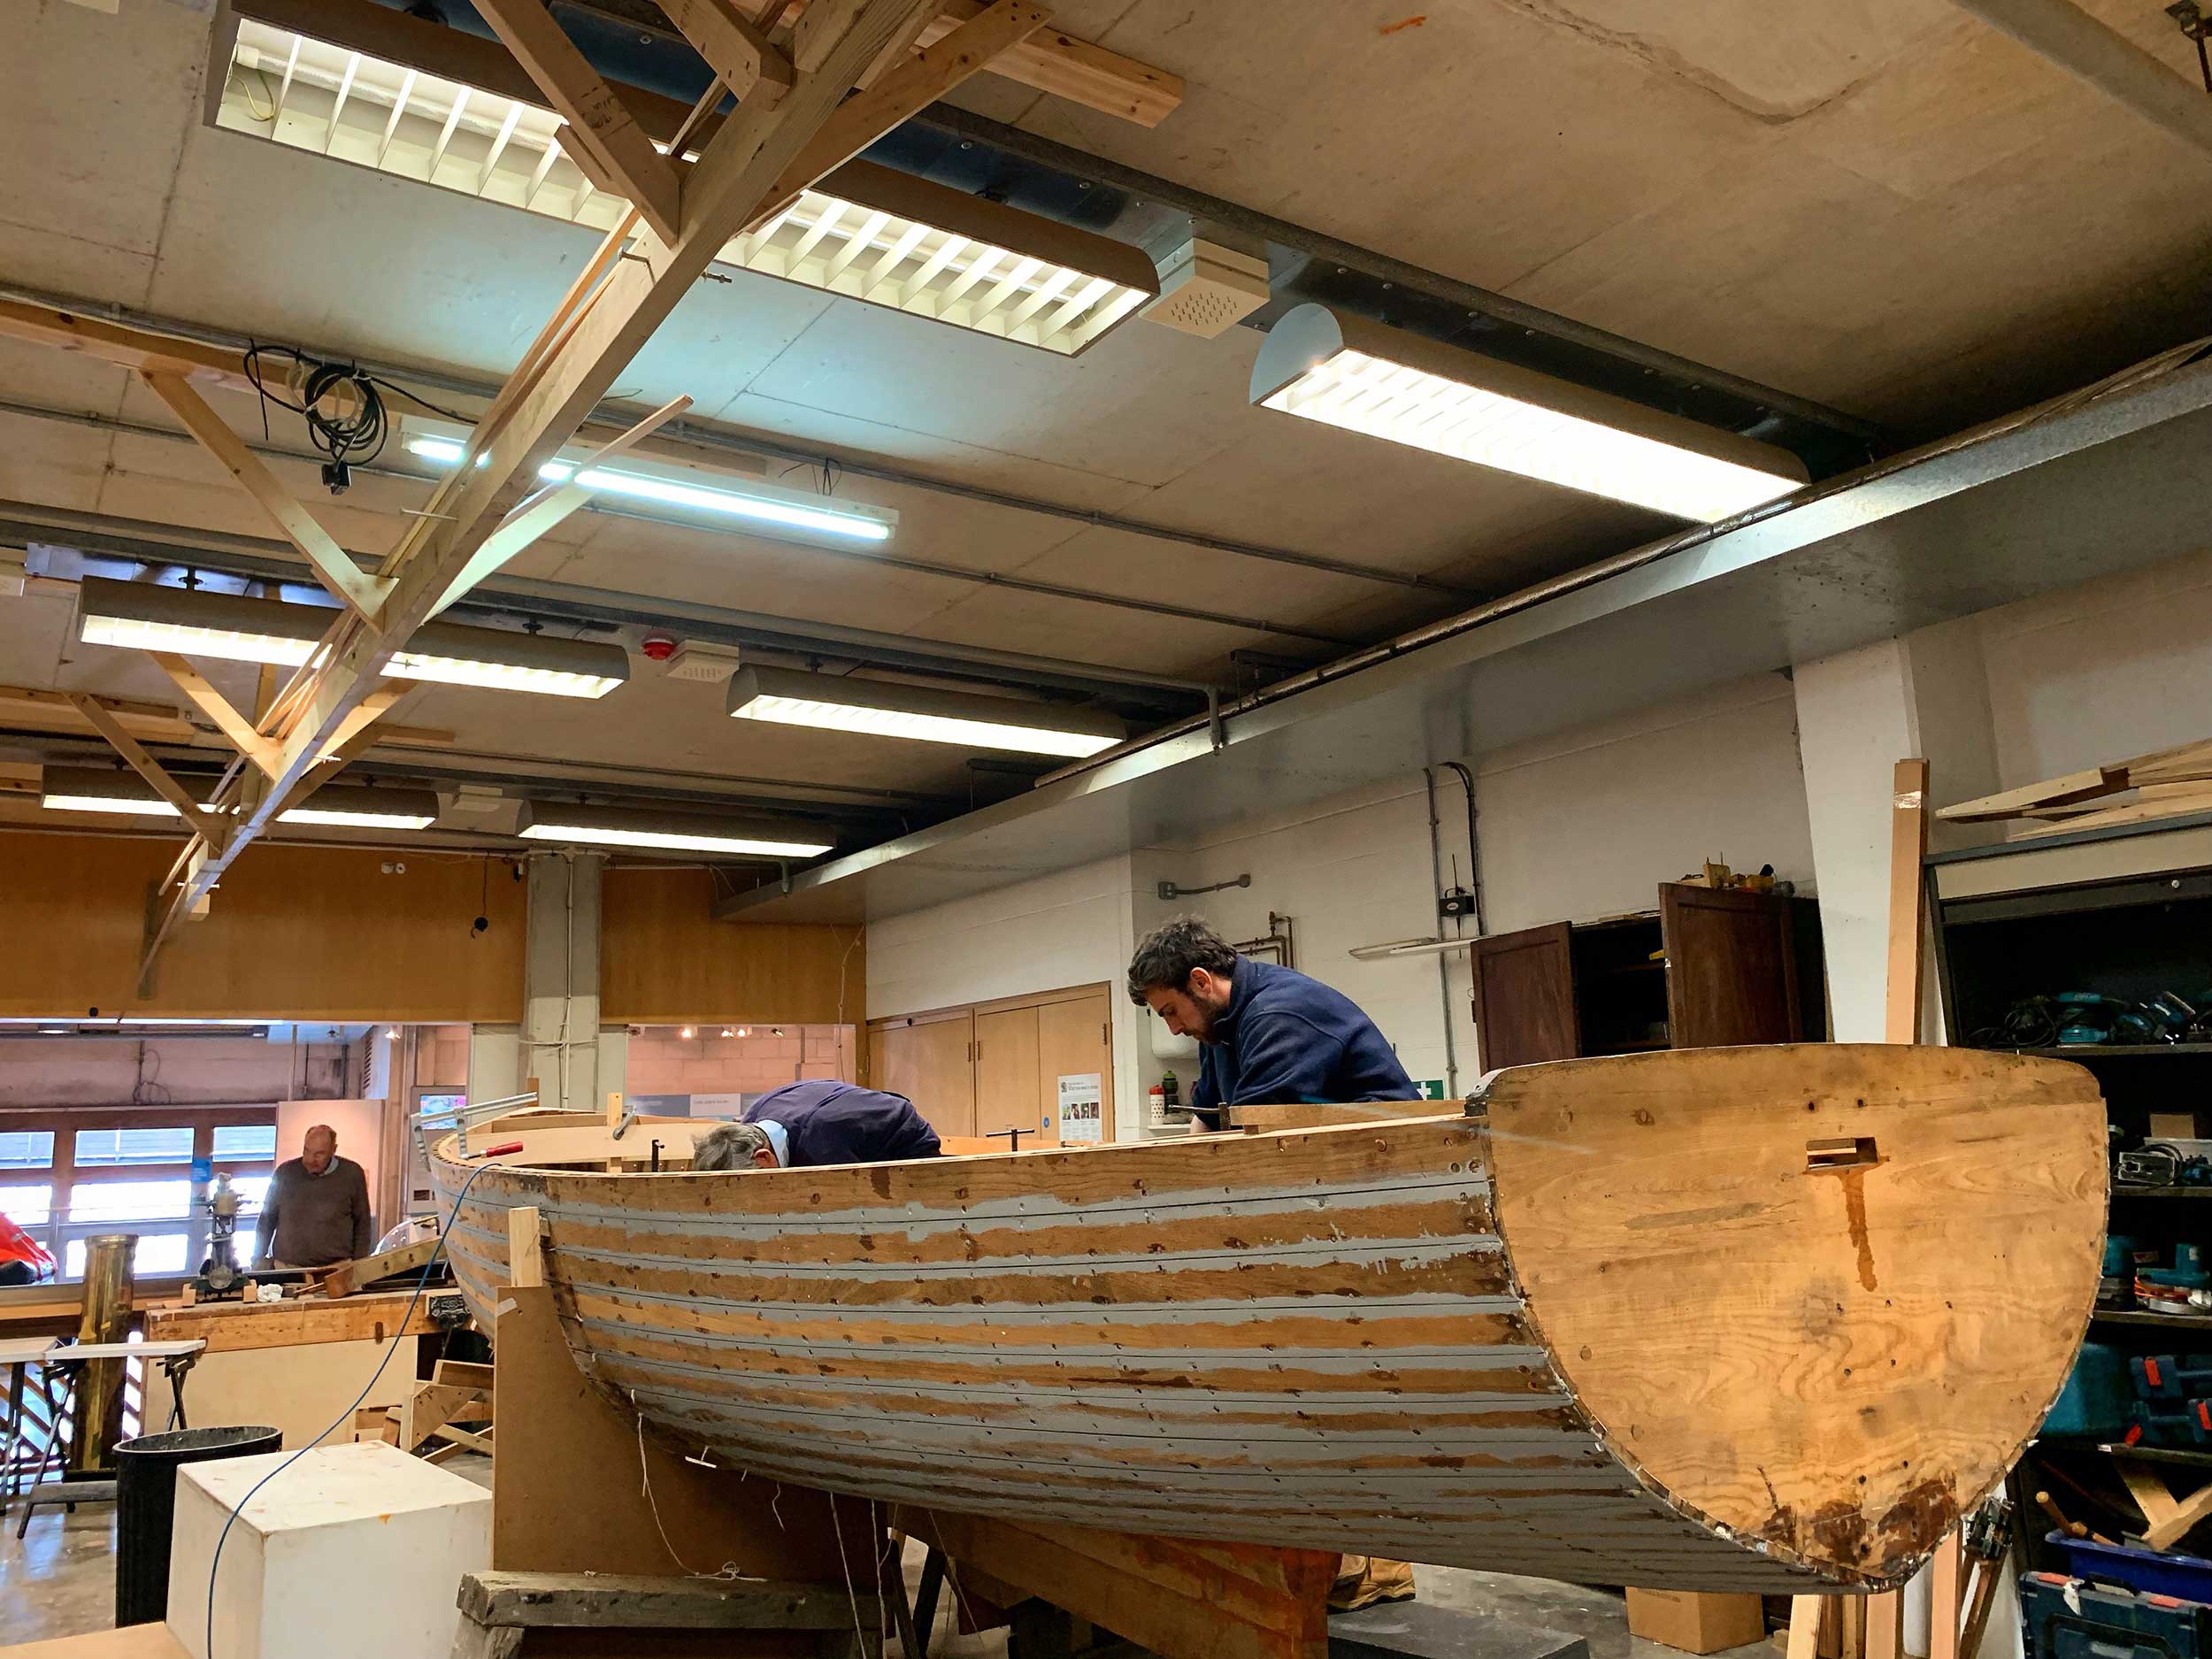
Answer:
[1056, 1072, 1105, 1144]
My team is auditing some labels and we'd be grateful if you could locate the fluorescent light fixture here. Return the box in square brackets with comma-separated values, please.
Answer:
[1249, 305, 1809, 524]
[42, 768, 438, 831]
[277, 784, 442, 830]
[74, 579, 627, 698]
[40, 766, 210, 818]
[515, 802, 834, 859]
[726, 666, 1124, 759]
[404, 435, 895, 545]
[77, 577, 330, 669]
[216, 26, 1155, 356]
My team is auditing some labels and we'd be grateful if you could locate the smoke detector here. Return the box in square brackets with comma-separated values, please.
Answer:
[640, 633, 679, 662]
[664, 641, 744, 685]
[1143, 238, 1271, 339]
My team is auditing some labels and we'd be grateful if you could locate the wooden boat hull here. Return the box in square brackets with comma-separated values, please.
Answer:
[431, 1044, 2105, 1590]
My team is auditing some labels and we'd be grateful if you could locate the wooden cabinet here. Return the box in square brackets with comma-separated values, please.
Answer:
[1470, 886, 1820, 1070]
[871, 1010, 978, 1140]
[869, 985, 1116, 1146]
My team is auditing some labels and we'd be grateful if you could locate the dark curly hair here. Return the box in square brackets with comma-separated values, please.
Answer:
[1126, 918, 1240, 1005]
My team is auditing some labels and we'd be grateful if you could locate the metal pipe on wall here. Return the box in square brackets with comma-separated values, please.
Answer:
[1422, 768, 1461, 1099]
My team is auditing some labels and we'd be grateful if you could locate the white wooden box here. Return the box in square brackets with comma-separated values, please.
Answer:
[165, 1440, 490, 1659]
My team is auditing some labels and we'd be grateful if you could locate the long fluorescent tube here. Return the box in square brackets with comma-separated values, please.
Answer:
[515, 802, 834, 858]
[214, 25, 1156, 356]
[1249, 305, 1809, 524]
[74, 580, 627, 698]
[402, 437, 895, 545]
[42, 768, 439, 830]
[77, 578, 331, 668]
[726, 666, 1124, 759]
[276, 785, 442, 829]
[39, 767, 211, 818]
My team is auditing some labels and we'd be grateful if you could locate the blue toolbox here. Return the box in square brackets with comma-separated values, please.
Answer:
[2135, 1357, 2212, 1401]
[2021, 1569, 2212, 1659]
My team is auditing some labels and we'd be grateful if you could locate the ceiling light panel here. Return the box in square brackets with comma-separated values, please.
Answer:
[726, 666, 1125, 758]
[217, 26, 1155, 357]
[39, 767, 206, 818]
[1250, 305, 1809, 525]
[277, 785, 442, 829]
[75, 579, 627, 698]
[515, 802, 834, 858]
[401, 434, 895, 546]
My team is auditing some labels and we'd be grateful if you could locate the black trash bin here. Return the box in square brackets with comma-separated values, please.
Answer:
[114, 1424, 282, 1627]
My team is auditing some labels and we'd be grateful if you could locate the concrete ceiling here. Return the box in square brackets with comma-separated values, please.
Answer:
[0, 0, 2207, 852]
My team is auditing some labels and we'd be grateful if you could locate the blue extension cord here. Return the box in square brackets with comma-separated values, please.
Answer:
[201, 1157, 504, 1659]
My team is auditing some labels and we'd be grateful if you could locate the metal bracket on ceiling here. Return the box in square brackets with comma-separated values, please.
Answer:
[1207, 687, 1225, 754]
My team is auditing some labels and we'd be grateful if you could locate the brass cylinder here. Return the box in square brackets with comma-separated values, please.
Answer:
[67, 1233, 136, 1475]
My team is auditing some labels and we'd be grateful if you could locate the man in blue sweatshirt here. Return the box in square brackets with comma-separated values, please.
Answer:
[692, 1079, 941, 1170]
[1126, 918, 1420, 1132]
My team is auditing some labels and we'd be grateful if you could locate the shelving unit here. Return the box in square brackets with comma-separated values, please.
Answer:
[1931, 823, 2212, 1468]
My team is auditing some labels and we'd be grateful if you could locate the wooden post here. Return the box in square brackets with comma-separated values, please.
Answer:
[506, 1204, 544, 1290]
[1886, 757, 1931, 1045]
[1930, 1531, 1964, 1659]
[605, 1090, 626, 1174]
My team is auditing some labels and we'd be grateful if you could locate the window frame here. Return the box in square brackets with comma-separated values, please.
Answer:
[0, 1106, 279, 1288]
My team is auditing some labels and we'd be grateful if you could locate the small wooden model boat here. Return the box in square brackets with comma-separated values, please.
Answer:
[430, 1043, 2104, 1589]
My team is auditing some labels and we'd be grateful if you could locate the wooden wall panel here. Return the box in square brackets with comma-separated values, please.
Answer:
[872, 1011, 976, 1139]
[600, 868, 864, 1025]
[0, 833, 526, 1020]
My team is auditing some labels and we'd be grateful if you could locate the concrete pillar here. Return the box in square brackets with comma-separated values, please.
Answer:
[1793, 619, 2001, 1044]
[522, 852, 607, 1115]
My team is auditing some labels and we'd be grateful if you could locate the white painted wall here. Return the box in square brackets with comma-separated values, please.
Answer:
[866, 671, 1821, 1112]
[867, 855, 1146, 1137]
[1475, 672, 1816, 933]
[1977, 544, 2212, 789]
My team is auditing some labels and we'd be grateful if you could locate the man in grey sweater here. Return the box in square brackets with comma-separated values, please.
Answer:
[252, 1125, 374, 1268]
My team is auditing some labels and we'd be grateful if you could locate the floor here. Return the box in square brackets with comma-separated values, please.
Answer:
[0, 1471, 1780, 1659]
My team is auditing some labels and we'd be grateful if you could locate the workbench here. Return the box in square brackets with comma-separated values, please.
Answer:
[3, 1338, 205, 1530]
[142, 1291, 448, 1451]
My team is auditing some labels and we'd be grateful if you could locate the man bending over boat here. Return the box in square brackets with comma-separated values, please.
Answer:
[1127, 918, 1421, 1134]
[1126, 918, 1422, 1613]
[691, 1079, 941, 1170]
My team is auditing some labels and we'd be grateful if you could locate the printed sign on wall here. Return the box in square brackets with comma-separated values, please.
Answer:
[1056, 1072, 1105, 1144]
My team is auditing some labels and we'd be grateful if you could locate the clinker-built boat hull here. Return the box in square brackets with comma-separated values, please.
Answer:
[431, 1044, 2104, 1590]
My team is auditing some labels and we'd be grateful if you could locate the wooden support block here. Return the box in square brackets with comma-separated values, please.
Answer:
[1929, 1531, 1963, 1659]
[506, 1205, 544, 1290]
[899, 1506, 1333, 1659]
[492, 1284, 873, 1582]
[1865, 1591, 1903, 1659]
[431, 1424, 494, 1455]
[458, 1571, 878, 1630]
[1786, 1595, 1824, 1659]
[434, 1359, 497, 1392]
[319, 1235, 442, 1299]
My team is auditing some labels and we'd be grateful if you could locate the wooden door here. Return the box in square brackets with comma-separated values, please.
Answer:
[870, 1013, 976, 1139]
[1036, 990, 1113, 1144]
[1660, 884, 1801, 1048]
[1469, 923, 1579, 1069]
[974, 1007, 1048, 1147]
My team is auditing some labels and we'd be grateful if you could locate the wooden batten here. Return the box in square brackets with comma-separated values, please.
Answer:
[433, 1044, 2106, 1591]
